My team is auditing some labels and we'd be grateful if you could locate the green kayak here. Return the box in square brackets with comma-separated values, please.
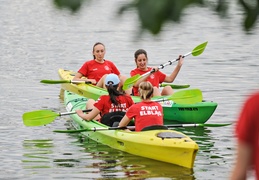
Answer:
[57, 69, 217, 124]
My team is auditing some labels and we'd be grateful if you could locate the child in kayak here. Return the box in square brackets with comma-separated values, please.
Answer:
[73, 42, 131, 94]
[76, 74, 134, 126]
[130, 49, 184, 96]
[118, 81, 164, 131]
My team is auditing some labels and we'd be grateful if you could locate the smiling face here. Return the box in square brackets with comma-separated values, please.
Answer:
[93, 43, 105, 62]
[135, 53, 148, 70]
[134, 49, 148, 71]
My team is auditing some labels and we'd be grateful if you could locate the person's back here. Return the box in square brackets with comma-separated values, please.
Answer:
[76, 74, 134, 125]
[119, 81, 163, 131]
[230, 91, 259, 179]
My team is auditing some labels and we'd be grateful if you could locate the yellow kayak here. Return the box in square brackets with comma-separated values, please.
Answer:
[64, 90, 199, 168]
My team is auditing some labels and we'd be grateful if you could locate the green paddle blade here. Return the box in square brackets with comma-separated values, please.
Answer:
[191, 41, 208, 56]
[122, 74, 141, 90]
[196, 123, 232, 127]
[40, 80, 71, 84]
[23, 110, 59, 126]
[167, 89, 203, 104]
[160, 83, 190, 89]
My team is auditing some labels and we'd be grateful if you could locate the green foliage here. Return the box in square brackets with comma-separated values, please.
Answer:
[239, 0, 259, 31]
[53, 0, 84, 12]
[52, 0, 259, 34]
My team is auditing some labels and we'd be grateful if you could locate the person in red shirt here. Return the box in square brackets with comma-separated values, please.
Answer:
[131, 49, 184, 96]
[76, 74, 134, 126]
[73, 42, 131, 94]
[230, 91, 259, 180]
[118, 81, 163, 131]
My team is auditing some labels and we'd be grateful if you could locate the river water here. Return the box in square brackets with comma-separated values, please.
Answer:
[1, 0, 259, 179]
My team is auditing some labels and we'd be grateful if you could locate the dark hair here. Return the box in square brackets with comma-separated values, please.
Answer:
[138, 81, 153, 100]
[92, 42, 105, 59]
[106, 84, 124, 106]
[134, 49, 148, 60]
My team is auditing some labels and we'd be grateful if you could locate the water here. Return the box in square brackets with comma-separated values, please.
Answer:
[1, 0, 259, 179]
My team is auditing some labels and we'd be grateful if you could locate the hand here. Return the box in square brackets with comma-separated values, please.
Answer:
[87, 79, 97, 85]
[177, 55, 184, 67]
[151, 67, 159, 73]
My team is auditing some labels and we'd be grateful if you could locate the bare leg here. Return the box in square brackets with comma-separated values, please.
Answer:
[161, 86, 174, 96]
[153, 87, 161, 97]
[96, 74, 107, 89]
[119, 75, 132, 95]
[86, 99, 101, 120]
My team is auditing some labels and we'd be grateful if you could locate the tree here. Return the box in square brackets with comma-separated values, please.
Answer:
[53, 0, 259, 35]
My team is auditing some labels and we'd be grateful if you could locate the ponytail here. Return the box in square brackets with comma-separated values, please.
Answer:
[138, 82, 153, 100]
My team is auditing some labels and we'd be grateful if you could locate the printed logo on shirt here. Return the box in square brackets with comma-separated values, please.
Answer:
[92, 68, 98, 71]
[150, 74, 155, 79]
[109, 103, 128, 112]
[104, 66, 110, 71]
[140, 105, 162, 116]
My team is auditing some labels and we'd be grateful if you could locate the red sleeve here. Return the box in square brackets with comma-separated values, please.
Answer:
[126, 104, 138, 120]
[236, 92, 259, 144]
[78, 61, 90, 76]
[94, 96, 106, 112]
[107, 61, 120, 75]
[156, 71, 166, 83]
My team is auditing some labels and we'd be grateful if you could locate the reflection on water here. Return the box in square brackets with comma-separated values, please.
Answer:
[22, 134, 196, 179]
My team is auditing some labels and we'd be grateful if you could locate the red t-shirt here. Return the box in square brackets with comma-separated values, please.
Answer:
[235, 91, 259, 179]
[130, 67, 166, 96]
[78, 59, 120, 82]
[126, 101, 163, 131]
[94, 94, 134, 117]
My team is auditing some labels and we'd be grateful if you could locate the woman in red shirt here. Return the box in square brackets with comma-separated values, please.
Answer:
[76, 74, 134, 126]
[131, 49, 184, 96]
[118, 81, 163, 131]
[73, 42, 131, 94]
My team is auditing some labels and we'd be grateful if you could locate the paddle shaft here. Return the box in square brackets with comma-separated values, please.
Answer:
[40, 79, 92, 84]
[60, 109, 92, 116]
[139, 51, 192, 79]
[53, 123, 232, 133]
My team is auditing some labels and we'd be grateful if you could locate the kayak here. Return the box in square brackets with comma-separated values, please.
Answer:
[58, 69, 217, 124]
[63, 89, 199, 168]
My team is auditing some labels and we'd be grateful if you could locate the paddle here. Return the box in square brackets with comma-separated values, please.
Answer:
[53, 123, 232, 133]
[122, 41, 208, 90]
[22, 109, 92, 127]
[22, 89, 201, 127]
[154, 88, 202, 104]
[40, 79, 92, 84]
[160, 83, 190, 89]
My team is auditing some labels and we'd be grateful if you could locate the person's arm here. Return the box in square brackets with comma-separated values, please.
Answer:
[118, 115, 132, 128]
[163, 55, 184, 83]
[133, 67, 158, 87]
[230, 141, 252, 180]
[73, 72, 97, 84]
[76, 107, 100, 121]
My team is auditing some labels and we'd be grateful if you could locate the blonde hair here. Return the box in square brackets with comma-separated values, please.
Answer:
[138, 81, 154, 100]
